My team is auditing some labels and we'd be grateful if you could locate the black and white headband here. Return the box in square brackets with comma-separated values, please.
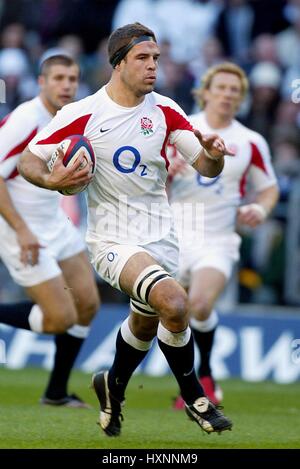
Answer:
[110, 35, 156, 68]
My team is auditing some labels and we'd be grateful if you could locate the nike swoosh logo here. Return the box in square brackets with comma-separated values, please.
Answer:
[183, 368, 194, 377]
[100, 127, 110, 133]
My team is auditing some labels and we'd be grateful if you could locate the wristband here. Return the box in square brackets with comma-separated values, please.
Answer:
[240, 204, 268, 219]
[252, 204, 268, 219]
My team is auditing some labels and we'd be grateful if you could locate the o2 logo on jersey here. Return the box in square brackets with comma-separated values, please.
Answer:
[107, 251, 118, 262]
[196, 174, 223, 194]
[113, 146, 148, 176]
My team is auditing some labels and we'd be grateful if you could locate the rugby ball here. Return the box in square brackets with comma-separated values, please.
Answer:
[48, 135, 96, 195]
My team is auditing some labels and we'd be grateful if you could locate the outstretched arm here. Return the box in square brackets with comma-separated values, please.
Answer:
[192, 129, 235, 178]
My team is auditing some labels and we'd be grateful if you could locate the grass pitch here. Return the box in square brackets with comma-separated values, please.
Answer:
[0, 367, 299, 449]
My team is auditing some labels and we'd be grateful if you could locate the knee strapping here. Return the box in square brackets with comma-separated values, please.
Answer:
[130, 298, 158, 317]
[132, 264, 171, 304]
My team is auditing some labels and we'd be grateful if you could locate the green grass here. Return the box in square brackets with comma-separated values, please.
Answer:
[0, 367, 299, 449]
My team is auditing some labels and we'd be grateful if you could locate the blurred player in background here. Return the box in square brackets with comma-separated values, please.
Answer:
[168, 62, 279, 408]
[20, 23, 234, 436]
[0, 54, 100, 407]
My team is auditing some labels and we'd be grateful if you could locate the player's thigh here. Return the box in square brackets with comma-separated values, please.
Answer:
[188, 267, 227, 317]
[94, 241, 187, 327]
[25, 275, 77, 327]
[184, 236, 238, 318]
[0, 224, 78, 328]
[119, 251, 161, 294]
[58, 250, 100, 320]
[120, 251, 183, 300]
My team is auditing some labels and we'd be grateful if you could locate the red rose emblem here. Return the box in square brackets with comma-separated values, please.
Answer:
[141, 117, 153, 130]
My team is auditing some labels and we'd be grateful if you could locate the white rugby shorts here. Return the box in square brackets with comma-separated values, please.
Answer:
[178, 232, 241, 287]
[88, 232, 179, 292]
[0, 209, 85, 287]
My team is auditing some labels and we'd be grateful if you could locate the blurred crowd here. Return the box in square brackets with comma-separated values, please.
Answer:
[0, 0, 300, 306]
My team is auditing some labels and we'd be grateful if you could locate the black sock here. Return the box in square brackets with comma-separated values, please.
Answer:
[158, 333, 204, 405]
[0, 302, 33, 330]
[44, 332, 85, 399]
[108, 330, 149, 401]
[192, 327, 216, 377]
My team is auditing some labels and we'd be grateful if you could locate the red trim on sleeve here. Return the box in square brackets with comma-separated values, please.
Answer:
[250, 142, 268, 175]
[36, 114, 92, 145]
[2, 127, 38, 180]
[7, 167, 19, 180]
[0, 113, 11, 129]
[239, 164, 250, 198]
[3, 127, 38, 161]
[160, 134, 170, 170]
[157, 105, 193, 170]
[239, 142, 268, 197]
[157, 105, 193, 133]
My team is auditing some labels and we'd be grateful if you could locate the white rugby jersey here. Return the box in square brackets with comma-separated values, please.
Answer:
[29, 86, 202, 245]
[169, 111, 277, 237]
[0, 97, 60, 223]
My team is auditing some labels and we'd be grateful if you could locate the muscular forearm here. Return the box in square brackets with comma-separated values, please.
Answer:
[255, 184, 279, 217]
[19, 146, 92, 192]
[18, 147, 53, 190]
[192, 149, 224, 177]
[0, 177, 28, 231]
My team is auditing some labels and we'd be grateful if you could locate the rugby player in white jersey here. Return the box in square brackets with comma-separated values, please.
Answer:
[168, 62, 279, 408]
[0, 54, 100, 407]
[19, 23, 234, 436]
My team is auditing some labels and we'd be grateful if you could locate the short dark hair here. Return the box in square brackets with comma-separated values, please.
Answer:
[40, 55, 79, 76]
[108, 22, 157, 68]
